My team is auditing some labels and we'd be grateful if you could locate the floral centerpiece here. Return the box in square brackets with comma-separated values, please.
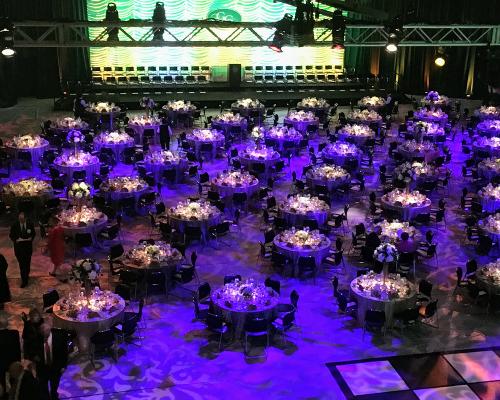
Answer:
[281, 194, 330, 214]
[140, 96, 156, 117]
[373, 243, 399, 283]
[482, 214, 500, 233]
[347, 109, 382, 123]
[476, 119, 500, 135]
[213, 278, 278, 312]
[393, 161, 435, 185]
[67, 182, 91, 209]
[213, 171, 258, 187]
[3, 178, 52, 197]
[67, 129, 84, 156]
[127, 241, 183, 266]
[52, 117, 89, 130]
[286, 110, 316, 121]
[474, 136, 500, 150]
[376, 220, 416, 242]
[339, 124, 375, 137]
[58, 288, 122, 321]
[240, 145, 279, 161]
[187, 129, 224, 142]
[479, 183, 500, 200]
[266, 126, 302, 140]
[57, 206, 105, 227]
[144, 150, 182, 165]
[322, 142, 361, 159]
[100, 176, 147, 193]
[399, 140, 437, 154]
[411, 121, 445, 137]
[233, 98, 261, 108]
[278, 227, 326, 249]
[213, 112, 243, 123]
[298, 97, 329, 108]
[250, 126, 265, 142]
[169, 200, 219, 221]
[421, 91, 449, 107]
[86, 102, 121, 113]
[414, 107, 448, 122]
[163, 100, 196, 112]
[6, 134, 48, 149]
[475, 106, 500, 120]
[307, 165, 349, 181]
[94, 131, 134, 145]
[353, 271, 412, 300]
[54, 151, 99, 167]
[477, 260, 500, 285]
[478, 158, 500, 176]
[358, 96, 386, 109]
[69, 258, 102, 294]
[382, 188, 428, 207]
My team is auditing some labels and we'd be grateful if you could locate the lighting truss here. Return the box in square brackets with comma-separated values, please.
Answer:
[11, 20, 500, 48]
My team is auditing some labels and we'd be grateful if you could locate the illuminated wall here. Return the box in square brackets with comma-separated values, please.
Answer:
[87, 0, 344, 69]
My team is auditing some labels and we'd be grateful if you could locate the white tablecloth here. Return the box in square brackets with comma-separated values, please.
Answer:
[53, 161, 100, 184]
[5, 143, 49, 168]
[128, 123, 161, 145]
[283, 117, 319, 133]
[144, 160, 189, 182]
[93, 140, 134, 161]
[380, 198, 432, 221]
[273, 237, 330, 276]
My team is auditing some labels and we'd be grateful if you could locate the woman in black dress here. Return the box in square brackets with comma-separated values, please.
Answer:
[0, 253, 11, 310]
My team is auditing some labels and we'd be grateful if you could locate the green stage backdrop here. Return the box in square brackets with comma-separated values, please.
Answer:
[87, 0, 344, 69]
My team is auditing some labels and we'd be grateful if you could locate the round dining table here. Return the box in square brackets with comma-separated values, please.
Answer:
[128, 121, 161, 145]
[53, 158, 100, 185]
[144, 159, 189, 183]
[283, 117, 319, 133]
[476, 265, 500, 297]
[380, 197, 432, 221]
[5, 140, 49, 168]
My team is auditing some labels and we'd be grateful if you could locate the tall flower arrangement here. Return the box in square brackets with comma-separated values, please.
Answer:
[67, 129, 84, 157]
[140, 97, 156, 117]
[70, 258, 102, 295]
[68, 182, 91, 210]
[373, 243, 399, 284]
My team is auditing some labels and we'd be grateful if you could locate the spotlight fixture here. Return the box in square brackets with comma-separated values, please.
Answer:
[152, 2, 166, 41]
[385, 16, 403, 53]
[434, 47, 447, 67]
[268, 13, 293, 53]
[0, 18, 15, 58]
[104, 2, 120, 41]
[330, 9, 346, 50]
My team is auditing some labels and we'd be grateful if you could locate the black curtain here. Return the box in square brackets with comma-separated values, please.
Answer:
[0, 0, 89, 98]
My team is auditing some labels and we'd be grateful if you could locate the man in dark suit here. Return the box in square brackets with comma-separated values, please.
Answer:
[0, 314, 21, 398]
[9, 212, 36, 288]
[7, 362, 40, 400]
[35, 323, 68, 400]
[159, 118, 171, 150]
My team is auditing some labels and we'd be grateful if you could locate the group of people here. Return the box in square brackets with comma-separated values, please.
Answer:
[0, 312, 68, 400]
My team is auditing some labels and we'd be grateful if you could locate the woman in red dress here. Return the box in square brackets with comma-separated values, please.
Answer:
[47, 216, 65, 276]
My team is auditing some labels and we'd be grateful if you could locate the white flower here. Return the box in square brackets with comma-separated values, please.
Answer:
[89, 271, 97, 280]
[75, 192, 82, 199]
[79, 182, 87, 189]
[83, 262, 91, 271]
[72, 183, 79, 190]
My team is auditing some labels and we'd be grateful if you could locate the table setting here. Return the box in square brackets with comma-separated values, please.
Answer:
[296, 97, 330, 113]
[397, 140, 441, 163]
[414, 107, 448, 126]
[93, 130, 134, 160]
[211, 112, 247, 134]
[265, 126, 303, 151]
[186, 128, 225, 159]
[472, 136, 500, 157]
[283, 110, 319, 133]
[273, 227, 331, 275]
[478, 183, 500, 213]
[279, 194, 330, 227]
[337, 124, 375, 145]
[128, 116, 162, 144]
[350, 270, 416, 327]
[305, 164, 350, 192]
[476, 119, 500, 138]
[380, 188, 431, 221]
[474, 106, 500, 120]
[85, 102, 121, 129]
[407, 121, 446, 142]
[2, 178, 53, 213]
[53, 149, 100, 184]
[321, 141, 362, 167]
[476, 260, 500, 296]
[420, 91, 449, 109]
[144, 150, 188, 182]
[375, 219, 417, 243]
[167, 200, 222, 241]
[100, 176, 149, 208]
[57, 205, 108, 244]
[357, 96, 386, 111]
[479, 214, 500, 244]
[211, 171, 260, 201]
[238, 144, 281, 174]
[4, 134, 49, 167]
[393, 161, 438, 188]
[478, 158, 500, 181]
[346, 109, 382, 126]
[51, 117, 89, 133]
[162, 100, 196, 114]
[211, 278, 280, 336]
[230, 98, 264, 117]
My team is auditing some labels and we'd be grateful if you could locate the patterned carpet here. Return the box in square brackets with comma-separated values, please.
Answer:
[0, 99, 499, 400]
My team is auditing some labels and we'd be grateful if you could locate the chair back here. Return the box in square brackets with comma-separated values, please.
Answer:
[290, 290, 299, 310]
[244, 317, 268, 333]
[365, 309, 386, 325]
[424, 300, 438, 318]
[418, 279, 433, 298]
[264, 277, 280, 294]
[109, 244, 124, 260]
[197, 282, 211, 301]
[224, 274, 242, 284]
[43, 289, 60, 309]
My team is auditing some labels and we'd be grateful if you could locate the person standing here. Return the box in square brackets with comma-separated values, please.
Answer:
[0, 314, 21, 398]
[46, 217, 64, 277]
[0, 254, 10, 310]
[159, 118, 171, 150]
[35, 324, 68, 400]
[9, 212, 36, 288]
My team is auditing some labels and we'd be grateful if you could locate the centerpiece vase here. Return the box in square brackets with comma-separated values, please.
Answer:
[382, 262, 389, 285]
[83, 278, 93, 297]
[145, 107, 151, 118]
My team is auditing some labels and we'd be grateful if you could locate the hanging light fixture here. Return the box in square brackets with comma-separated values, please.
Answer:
[434, 47, 447, 67]
[385, 16, 403, 53]
[0, 18, 15, 58]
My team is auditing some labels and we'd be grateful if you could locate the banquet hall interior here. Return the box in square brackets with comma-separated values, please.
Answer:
[0, 0, 499, 399]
